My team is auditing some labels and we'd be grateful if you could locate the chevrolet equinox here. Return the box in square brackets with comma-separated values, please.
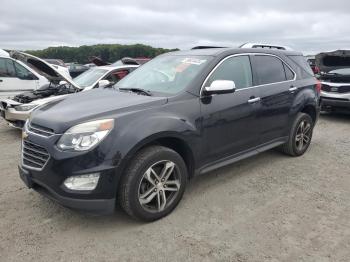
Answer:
[19, 47, 320, 221]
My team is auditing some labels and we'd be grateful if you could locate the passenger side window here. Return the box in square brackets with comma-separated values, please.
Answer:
[206, 56, 253, 90]
[253, 55, 287, 85]
[13, 61, 34, 80]
[0, 58, 16, 77]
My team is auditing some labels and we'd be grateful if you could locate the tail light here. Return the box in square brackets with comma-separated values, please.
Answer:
[315, 80, 322, 93]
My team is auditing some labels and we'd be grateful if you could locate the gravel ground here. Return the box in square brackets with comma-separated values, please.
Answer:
[0, 114, 349, 262]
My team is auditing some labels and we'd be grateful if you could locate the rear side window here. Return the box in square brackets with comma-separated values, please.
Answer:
[288, 55, 314, 77]
[284, 64, 295, 80]
[252, 55, 286, 85]
[207, 56, 253, 90]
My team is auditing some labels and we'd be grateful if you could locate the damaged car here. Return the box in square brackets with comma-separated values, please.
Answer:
[0, 49, 50, 99]
[317, 50, 350, 112]
[0, 52, 139, 128]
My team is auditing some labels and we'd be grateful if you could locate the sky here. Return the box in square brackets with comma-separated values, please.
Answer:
[1, 0, 350, 54]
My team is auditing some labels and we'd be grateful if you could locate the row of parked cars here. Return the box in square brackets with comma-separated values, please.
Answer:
[0, 50, 144, 128]
[0, 43, 337, 221]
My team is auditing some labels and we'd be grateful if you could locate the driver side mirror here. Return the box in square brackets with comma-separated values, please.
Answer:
[98, 80, 111, 88]
[204, 80, 236, 95]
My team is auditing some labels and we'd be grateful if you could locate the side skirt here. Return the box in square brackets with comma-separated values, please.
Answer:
[196, 137, 288, 175]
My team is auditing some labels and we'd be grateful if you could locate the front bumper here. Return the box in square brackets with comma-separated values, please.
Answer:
[19, 131, 121, 214]
[321, 91, 350, 109]
[19, 166, 115, 214]
[4, 107, 30, 121]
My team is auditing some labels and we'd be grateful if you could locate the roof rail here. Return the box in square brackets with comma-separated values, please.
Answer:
[191, 46, 227, 50]
[240, 43, 293, 51]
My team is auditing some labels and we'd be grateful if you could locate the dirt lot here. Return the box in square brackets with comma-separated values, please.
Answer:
[0, 114, 349, 262]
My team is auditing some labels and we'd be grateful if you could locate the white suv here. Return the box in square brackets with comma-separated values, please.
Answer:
[0, 49, 49, 98]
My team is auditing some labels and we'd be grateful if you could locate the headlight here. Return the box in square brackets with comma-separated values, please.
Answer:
[14, 104, 37, 111]
[57, 119, 114, 151]
[63, 173, 100, 191]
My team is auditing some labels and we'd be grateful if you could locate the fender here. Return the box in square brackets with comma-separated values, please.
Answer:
[288, 84, 319, 129]
[107, 111, 201, 178]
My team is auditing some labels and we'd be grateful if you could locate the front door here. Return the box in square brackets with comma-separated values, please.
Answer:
[200, 55, 261, 165]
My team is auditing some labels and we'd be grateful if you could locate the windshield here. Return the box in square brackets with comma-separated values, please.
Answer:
[328, 68, 350, 75]
[115, 55, 211, 95]
[73, 68, 108, 88]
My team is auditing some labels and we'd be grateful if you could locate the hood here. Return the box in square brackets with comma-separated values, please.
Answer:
[316, 50, 350, 73]
[10, 51, 81, 89]
[0, 49, 10, 57]
[30, 89, 168, 133]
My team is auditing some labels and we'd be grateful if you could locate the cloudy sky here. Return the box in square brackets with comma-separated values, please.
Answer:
[1, 0, 350, 54]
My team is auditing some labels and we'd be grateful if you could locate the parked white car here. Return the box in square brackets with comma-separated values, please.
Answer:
[0, 49, 49, 98]
[0, 52, 139, 128]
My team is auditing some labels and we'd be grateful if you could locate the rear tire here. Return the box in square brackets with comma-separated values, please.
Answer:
[118, 145, 188, 222]
[280, 113, 314, 156]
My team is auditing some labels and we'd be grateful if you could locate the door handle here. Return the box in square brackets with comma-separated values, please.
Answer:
[248, 97, 261, 104]
[289, 86, 297, 92]
[0, 80, 3, 82]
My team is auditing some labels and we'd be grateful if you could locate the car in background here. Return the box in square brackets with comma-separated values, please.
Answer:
[316, 50, 350, 112]
[68, 63, 89, 78]
[89, 56, 151, 67]
[44, 59, 66, 67]
[306, 55, 320, 75]
[0, 49, 50, 99]
[19, 47, 320, 221]
[0, 53, 138, 128]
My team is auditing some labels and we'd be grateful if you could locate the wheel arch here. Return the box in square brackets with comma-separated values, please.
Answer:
[119, 132, 196, 180]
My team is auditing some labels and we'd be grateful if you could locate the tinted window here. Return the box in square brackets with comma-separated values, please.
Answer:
[253, 55, 286, 85]
[288, 55, 314, 77]
[207, 56, 253, 89]
[0, 58, 16, 77]
[284, 64, 295, 80]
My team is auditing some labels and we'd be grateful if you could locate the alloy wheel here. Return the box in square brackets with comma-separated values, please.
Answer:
[138, 160, 181, 213]
[295, 120, 312, 151]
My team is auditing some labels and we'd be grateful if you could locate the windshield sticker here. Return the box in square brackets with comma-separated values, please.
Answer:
[181, 58, 206, 65]
[175, 63, 191, 72]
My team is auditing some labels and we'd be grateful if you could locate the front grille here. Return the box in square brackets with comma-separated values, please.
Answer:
[22, 141, 50, 170]
[28, 123, 55, 137]
[322, 84, 350, 93]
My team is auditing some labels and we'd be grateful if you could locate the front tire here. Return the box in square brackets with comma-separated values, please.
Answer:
[118, 146, 188, 221]
[281, 113, 314, 156]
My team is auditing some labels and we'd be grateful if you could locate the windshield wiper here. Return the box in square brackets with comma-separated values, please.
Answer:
[119, 87, 152, 96]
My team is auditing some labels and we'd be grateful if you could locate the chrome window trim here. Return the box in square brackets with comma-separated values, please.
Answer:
[200, 53, 297, 97]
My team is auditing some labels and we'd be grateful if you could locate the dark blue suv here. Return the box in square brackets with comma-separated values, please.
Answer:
[19, 47, 320, 221]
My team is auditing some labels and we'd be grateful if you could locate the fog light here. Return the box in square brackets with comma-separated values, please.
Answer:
[63, 173, 100, 191]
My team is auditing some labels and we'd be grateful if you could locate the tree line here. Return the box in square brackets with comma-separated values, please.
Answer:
[26, 44, 179, 64]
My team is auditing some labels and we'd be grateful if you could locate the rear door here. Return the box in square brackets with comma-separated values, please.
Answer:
[200, 55, 261, 165]
[0, 58, 39, 98]
[250, 54, 296, 144]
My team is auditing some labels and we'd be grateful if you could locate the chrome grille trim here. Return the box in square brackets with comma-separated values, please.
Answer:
[28, 123, 55, 137]
[21, 141, 50, 171]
